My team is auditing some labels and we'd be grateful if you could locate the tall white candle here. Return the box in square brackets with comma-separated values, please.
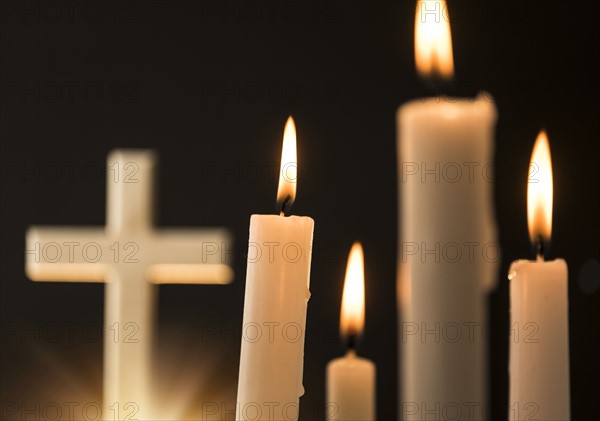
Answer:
[236, 117, 315, 421]
[508, 131, 570, 421]
[397, 2, 497, 419]
[326, 243, 376, 421]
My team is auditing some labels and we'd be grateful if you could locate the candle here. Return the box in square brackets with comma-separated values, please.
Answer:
[508, 131, 570, 421]
[326, 242, 376, 421]
[236, 116, 315, 421]
[397, 2, 498, 419]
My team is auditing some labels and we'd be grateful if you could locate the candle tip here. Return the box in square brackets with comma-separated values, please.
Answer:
[346, 333, 357, 351]
[340, 242, 365, 339]
[527, 130, 553, 245]
[276, 116, 297, 213]
[277, 194, 293, 217]
[535, 234, 545, 262]
[414, 0, 455, 81]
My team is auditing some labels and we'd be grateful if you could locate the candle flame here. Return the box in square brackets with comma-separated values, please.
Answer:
[414, 0, 454, 80]
[527, 130, 553, 243]
[340, 242, 365, 337]
[276, 116, 297, 213]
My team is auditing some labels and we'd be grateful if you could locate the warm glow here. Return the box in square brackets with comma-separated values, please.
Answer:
[276, 116, 297, 211]
[527, 130, 553, 243]
[340, 242, 365, 337]
[414, 0, 454, 79]
[148, 264, 234, 284]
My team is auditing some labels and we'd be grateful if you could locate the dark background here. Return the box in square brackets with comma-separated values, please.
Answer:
[1, 0, 599, 420]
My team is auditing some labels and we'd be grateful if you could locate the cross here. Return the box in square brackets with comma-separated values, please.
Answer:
[25, 149, 233, 420]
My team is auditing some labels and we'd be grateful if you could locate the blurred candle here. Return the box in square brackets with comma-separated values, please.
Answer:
[397, 2, 497, 419]
[236, 117, 315, 421]
[326, 243, 376, 421]
[508, 131, 570, 421]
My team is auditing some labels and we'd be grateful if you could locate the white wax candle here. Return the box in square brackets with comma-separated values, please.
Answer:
[327, 351, 376, 421]
[508, 259, 570, 421]
[397, 96, 497, 420]
[508, 131, 570, 420]
[326, 242, 376, 421]
[397, 4, 497, 419]
[236, 116, 315, 421]
[236, 215, 314, 421]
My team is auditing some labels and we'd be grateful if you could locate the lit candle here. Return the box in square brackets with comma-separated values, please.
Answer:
[236, 116, 315, 421]
[326, 242, 376, 421]
[508, 131, 570, 421]
[397, 2, 497, 419]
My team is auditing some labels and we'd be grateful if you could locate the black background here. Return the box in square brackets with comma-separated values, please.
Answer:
[1, 1, 599, 420]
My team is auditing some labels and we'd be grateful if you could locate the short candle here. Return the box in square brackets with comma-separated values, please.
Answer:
[508, 131, 570, 421]
[326, 242, 376, 421]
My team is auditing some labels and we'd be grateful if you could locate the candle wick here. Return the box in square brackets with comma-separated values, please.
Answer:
[420, 74, 456, 98]
[536, 235, 545, 262]
[346, 333, 357, 352]
[277, 194, 292, 217]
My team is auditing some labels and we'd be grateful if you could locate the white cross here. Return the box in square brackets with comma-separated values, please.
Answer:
[25, 149, 233, 420]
